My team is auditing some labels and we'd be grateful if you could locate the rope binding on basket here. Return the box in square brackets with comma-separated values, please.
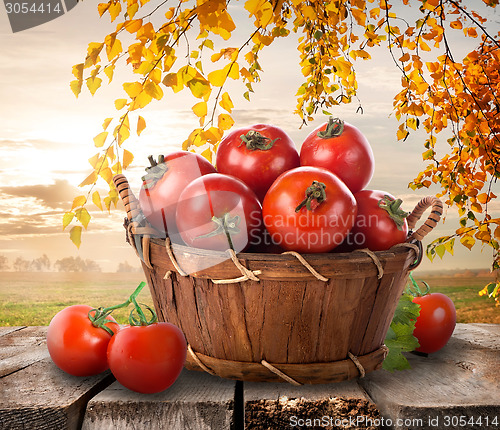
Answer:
[165, 237, 188, 277]
[347, 351, 366, 378]
[281, 251, 329, 282]
[211, 248, 261, 284]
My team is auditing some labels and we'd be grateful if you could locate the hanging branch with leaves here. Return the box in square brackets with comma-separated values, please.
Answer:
[67, 0, 499, 303]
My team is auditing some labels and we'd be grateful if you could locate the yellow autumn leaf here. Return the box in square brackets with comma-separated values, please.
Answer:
[87, 42, 103, 65]
[116, 124, 130, 146]
[75, 207, 91, 229]
[104, 188, 119, 211]
[112, 161, 123, 174]
[92, 190, 103, 210]
[207, 68, 226, 87]
[125, 19, 143, 34]
[137, 116, 146, 136]
[127, 1, 139, 19]
[115, 98, 128, 110]
[79, 171, 98, 187]
[72, 63, 84, 80]
[204, 126, 223, 144]
[70, 80, 83, 98]
[419, 40, 431, 52]
[150, 68, 162, 84]
[123, 149, 134, 168]
[123, 81, 143, 98]
[108, 1, 121, 21]
[130, 91, 153, 110]
[192, 101, 207, 118]
[99, 167, 114, 185]
[62, 212, 74, 230]
[93, 131, 108, 148]
[70, 226, 82, 248]
[97, 2, 109, 17]
[137, 22, 155, 41]
[102, 118, 113, 131]
[218, 113, 234, 130]
[219, 92, 234, 113]
[208, 63, 239, 87]
[88, 153, 99, 168]
[460, 234, 475, 250]
[105, 34, 122, 61]
[144, 81, 163, 100]
[471, 202, 482, 213]
[86, 77, 102, 95]
[188, 79, 211, 99]
[71, 195, 87, 210]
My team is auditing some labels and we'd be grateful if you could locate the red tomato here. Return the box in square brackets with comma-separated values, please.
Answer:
[175, 173, 263, 252]
[300, 118, 375, 194]
[47, 305, 119, 377]
[107, 322, 187, 394]
[216, 124, 300, 201]
[341, 190, 409, 251]
[262, 166, 357, 253]
[412, 292, 456, 354]
[139, 151, 216, 234]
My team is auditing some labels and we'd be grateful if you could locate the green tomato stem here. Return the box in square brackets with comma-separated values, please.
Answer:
[317, 117, 344, 139]
[377, 195, 409, 231]
[239, 130, 279, 150]
[295, 181, 327, 212]
[88, 282, 157, 333]
[407, 272, 431, 297]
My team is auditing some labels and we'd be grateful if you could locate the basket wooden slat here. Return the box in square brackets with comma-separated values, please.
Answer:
[113, 174, 442, 384]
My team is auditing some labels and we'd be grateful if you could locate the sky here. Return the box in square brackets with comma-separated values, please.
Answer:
[0, 1, 498, 272]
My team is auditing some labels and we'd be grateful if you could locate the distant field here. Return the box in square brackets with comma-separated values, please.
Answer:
[411, 272, 500, 324]
[0, 271, 151, 326]
[0, 270, 498, 326]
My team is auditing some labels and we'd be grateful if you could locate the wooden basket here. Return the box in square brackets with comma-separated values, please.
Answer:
[113, 174, 443, 385]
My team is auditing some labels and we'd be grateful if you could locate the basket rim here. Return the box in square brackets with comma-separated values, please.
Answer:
[150, 235, 419, 261]
[139, 234, 421, 281]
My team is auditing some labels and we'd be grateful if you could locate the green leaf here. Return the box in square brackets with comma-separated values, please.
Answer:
[383, 294, 420, 372]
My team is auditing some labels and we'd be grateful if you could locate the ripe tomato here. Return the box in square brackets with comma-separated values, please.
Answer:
[216, 124, 300, 201]
[299, 118, 375, 194]
[413, 292, 456, 354]
[262, 166, 357, 253]
[175, 173, 263, 252]
[107, 322, 187, 394]
[341, 190, 409, 251]
[139, 151, 216, 234]
[47, 305, 119, 377]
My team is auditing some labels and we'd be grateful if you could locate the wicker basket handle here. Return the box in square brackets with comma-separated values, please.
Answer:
[113, 174, 140, 222]
[406, 196, 443, 241]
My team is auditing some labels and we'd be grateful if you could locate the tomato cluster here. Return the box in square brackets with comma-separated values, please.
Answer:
[139, 118, 410, 254]
[47, 283, 187, 394]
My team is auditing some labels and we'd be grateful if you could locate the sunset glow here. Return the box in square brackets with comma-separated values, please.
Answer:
[0, 1, 497, 272]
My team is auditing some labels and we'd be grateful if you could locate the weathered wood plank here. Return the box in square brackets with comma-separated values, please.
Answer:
[0, 326, 26, 337]
[0, 327, 115, 430]
[359, 323, 500, 430]
[82, 369, 237, 430]
[244, 380, 381, 430]
[0, 326, 50, 377]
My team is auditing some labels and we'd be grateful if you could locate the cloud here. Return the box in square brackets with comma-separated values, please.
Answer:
[0, 179, 78, 210]
[0, 138, 69, 152]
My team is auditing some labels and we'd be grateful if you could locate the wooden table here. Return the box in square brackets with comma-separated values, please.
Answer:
[1, 324, 499, 429]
